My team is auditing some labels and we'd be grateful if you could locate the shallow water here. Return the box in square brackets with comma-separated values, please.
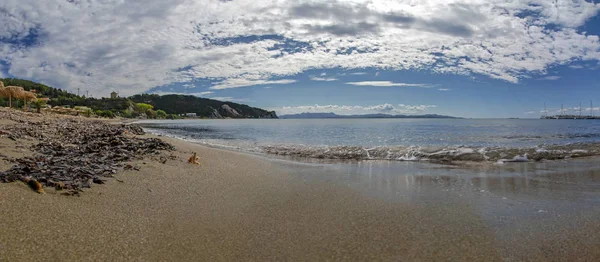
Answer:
[276, 157, 600, 260]
[138, 118, 600, 162]
[138, 119, 600, 259]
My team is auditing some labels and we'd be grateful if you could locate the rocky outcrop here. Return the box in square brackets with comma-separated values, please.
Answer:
[209, 108, 222, 119]
[221, 104, 241, 117]
[260, 111, 278, 119]
[205, 105, 277, 119]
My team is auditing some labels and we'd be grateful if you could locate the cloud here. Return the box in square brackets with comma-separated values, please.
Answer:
[272, 103, 437, 115]
[0, 0, 599, 96]
[568, 65, 584, 69]
[538, 76, 561, 81]
[210, 78, 296, 90]
[310, 77, 338, 81]
[150, 91, 214, 97]
[438, 88, 451, 91]
[144, 90, 248, 101]
[346, 81, 431, 88]
[210, 96, 252, 103]
[287, 1, 479, 37]
[349, 72, 367, 75]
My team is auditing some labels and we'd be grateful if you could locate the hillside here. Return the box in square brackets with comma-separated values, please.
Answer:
[0, 78, 78, 99]
[0, 78, 277, 119]
[280, 112, 459, 119]
[129, 94, 277, 119]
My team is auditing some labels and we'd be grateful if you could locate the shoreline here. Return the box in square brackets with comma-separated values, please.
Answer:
[137, 124, 600, 172]
[1, 111, 600, 261]
[135, 119, 600, 165]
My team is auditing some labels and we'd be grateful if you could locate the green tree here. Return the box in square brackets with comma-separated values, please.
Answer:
[166, 114, 180, 119]
[146, 109, 158, 119]
[156, 109, 167, 118]
[120, 110, 133, 118]
[135, 103, 154, 112]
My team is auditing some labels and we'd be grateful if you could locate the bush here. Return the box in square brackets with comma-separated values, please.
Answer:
[146, 109, 158, 119]
[33, 99, 47, 113]
[166, 114, 179, 119]
[98, 110, 115, 118]
[135, 103, 153, 113]
[156, 109, 167, 118]
[120, 110, 133, 118]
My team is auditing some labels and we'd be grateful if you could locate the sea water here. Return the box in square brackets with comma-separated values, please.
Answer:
[138, 118, 600, 260]
[137, 118, 600, 162]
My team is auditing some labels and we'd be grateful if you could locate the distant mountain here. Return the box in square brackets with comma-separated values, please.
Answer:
[280, 112, 340, 119]
[279, 112, 459, 119]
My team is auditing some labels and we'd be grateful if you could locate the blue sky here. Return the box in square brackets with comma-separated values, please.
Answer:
[1, 0, 600, 118]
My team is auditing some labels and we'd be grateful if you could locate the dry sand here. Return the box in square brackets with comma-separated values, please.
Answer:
[0, 116, 599, 261]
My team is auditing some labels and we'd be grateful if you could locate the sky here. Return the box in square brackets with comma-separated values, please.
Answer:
[1, 0, 600, 118]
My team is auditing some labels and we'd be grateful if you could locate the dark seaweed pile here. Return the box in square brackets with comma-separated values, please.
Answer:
[0, 110, 174, 195]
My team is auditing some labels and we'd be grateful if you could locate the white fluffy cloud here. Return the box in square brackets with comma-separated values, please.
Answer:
[346, 81, 432, 87]
[538, 76, 561, 80]
[150, 91, 214, 97]
[211, 97, 252, 103]
[210, 78, 296, 90]
[310, 77, 338, 81]
[272, 103, 437, 115]
[0, 0, 599, 96]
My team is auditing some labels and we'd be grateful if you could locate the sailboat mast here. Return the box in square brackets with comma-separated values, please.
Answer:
[543, 102, 547, 118]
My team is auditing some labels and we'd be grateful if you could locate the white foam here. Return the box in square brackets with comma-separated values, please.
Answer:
[398, 155, 421, 161]
[498, 154, 529, 163]
[141, 127, 600, 163]
[456, 148, 475, 154]
[571, 149, 588, 153]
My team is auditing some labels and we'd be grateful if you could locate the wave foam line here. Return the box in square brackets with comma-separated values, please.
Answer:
[261, 143, 600, 163]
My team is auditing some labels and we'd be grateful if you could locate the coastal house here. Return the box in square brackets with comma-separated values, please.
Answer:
[184, 113, 197, 117]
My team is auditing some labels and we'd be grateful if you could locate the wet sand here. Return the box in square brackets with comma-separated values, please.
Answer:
[1, 134, 600, 260]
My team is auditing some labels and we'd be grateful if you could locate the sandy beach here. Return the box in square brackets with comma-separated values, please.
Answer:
[1, 112, 600, 261]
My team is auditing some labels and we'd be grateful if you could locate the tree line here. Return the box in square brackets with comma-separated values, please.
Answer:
[0, 78, 277, 119]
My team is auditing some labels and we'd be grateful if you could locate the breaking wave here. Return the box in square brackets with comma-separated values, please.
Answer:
[260, 143, 600, 163]
[143, 127, 600, 163]
[137, 120, 600, 164]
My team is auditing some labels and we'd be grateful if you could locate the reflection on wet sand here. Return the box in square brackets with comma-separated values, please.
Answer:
[300, 158, 600, 202]
[280, 158, 600, 260]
